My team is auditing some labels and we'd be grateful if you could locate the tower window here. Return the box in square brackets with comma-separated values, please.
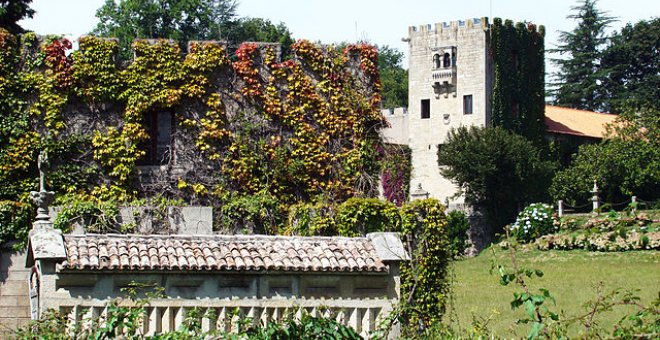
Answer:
[138, 111, 173, 165]
[463, 95, 473, 115]
[433, 54, 441, 69]
[443, 53, 451, 68]
[421, 99, 430, 119]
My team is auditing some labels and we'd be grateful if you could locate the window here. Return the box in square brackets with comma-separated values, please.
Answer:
[443, 53, 451, 68]
[421, 99, 430, 119]
[433, 54, 441, 69]
[138, 111, 173, 165]
[463, 95, 473, 114]
[512, 101, 520, 119]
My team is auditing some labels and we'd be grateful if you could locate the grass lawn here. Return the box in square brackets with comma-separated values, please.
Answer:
[445, 248, 660, 338]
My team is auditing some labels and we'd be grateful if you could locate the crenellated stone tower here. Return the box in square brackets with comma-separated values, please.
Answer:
[404, 18, 493, 206]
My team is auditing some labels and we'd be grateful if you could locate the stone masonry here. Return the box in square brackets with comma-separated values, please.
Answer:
[0, 246, 31, 336]
[397, 18, 492, 205]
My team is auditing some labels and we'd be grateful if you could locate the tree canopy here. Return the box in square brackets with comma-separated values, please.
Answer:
[438, 126, 555, 230]
[550, 105, 660, 204]
[550, 0, 615, 111]
[93, 0, 238, 59]
[599, 18, 660, 113]
[378, 45, 408, 109]
[223, 17, 294, 58]
[0, 0, 34, 34]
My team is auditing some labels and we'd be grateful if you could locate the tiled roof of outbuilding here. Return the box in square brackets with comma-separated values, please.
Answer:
[60, 234, 390, 273]
[545, 105, 617, 139]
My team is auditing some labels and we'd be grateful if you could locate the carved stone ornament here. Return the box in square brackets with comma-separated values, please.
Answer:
[30, 150, 54, 222]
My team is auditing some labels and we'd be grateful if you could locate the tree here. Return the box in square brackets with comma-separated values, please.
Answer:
[378, 45, 408, 109]
[93, 0, 238, 59]
[438, 126, 555, 230]
[550, 0, 615, 111]
[550, 105, 660, 204]
[223, 17, 294, 58]
[600, 18, 660, 113]
[0, 0, 34, 34]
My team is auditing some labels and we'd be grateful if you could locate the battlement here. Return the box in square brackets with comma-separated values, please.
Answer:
[381, 107, 408, 117]
[408, 17, 489, 36]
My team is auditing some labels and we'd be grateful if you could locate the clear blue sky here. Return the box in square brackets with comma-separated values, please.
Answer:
[19, 0, 658, 74]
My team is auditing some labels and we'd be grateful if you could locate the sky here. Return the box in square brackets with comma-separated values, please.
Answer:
[18, 0, 659, 74]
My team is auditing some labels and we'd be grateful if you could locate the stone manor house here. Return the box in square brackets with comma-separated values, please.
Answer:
[0, 16, 617, 338]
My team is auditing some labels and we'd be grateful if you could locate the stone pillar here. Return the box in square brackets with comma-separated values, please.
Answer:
[591, 180, 600, 215]
[557, 200, 564, 217]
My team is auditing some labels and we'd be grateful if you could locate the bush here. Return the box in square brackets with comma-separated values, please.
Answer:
[335, 198, 400, 237]
[438, 126, 555, 232]
[507, 203, 557, 243]
[446, 210, 470, 256]
[285, 201, 336, 236]
[219, 193, 285, 234]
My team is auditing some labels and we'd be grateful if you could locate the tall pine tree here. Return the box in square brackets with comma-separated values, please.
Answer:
[550, 0, 615, 112]
[0, 0, 34, 34]
[600, 18, 660, 113]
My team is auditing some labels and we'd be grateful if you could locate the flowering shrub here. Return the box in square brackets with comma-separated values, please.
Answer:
[508, 203, 557, 243]
[535, 231, 660, 251]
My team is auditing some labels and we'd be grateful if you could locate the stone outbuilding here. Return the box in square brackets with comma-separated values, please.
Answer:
[27, 228, 408, 337]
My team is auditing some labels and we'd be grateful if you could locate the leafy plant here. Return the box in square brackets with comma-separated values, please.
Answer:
[334, 197, 400, 237]
[399, 198, 451, 334]
[446, 210, 471, 257]
[507, 203, 557, 243]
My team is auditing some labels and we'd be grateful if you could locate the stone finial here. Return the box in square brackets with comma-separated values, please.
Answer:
[30, 150, 54, 223]
[591, 179, 600, 214]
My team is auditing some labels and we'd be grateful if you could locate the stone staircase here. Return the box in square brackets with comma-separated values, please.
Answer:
[0, 248, 30, 336]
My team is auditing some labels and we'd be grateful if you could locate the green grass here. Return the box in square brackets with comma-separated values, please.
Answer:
[445, 248, 660, 338]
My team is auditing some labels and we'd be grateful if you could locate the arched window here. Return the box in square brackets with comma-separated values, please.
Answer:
[443, 53, 450, 68]
[433, 54, 441, 69]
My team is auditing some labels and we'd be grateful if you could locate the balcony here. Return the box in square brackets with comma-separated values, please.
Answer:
[431, 66, 456, 81]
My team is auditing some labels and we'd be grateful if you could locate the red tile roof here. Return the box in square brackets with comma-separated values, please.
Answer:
[61, 234, 389, 273]
[545, 105, 618, 139]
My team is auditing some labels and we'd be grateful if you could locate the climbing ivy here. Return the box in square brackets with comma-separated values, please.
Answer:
[0, 31, 389, 244]
[490, 18, 546, 145]
[399, 199, 451, 334]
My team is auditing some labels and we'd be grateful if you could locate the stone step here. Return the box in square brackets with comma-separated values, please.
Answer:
[1, 269, 30, 281]
[0, 281, 29, 296]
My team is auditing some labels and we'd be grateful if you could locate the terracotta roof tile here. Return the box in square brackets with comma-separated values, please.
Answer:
[61, 234, 389, 273]
[545, 105, 617, 138]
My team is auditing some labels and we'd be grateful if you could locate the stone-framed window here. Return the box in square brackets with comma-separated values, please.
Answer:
[138, 111, 174, 165]
[463, 95, 473, 115]
[442, 53, 451, 68]
[421, 99, 430, 119]
[433, 54, 441, 69]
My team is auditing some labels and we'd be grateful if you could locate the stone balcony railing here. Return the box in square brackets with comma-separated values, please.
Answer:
[431, 66, 456, 81]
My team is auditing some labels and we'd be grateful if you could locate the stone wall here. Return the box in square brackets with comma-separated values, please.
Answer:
[380, 107, 409, 145]
[49, 206, 213, 235]
[0, 246, 30, 336]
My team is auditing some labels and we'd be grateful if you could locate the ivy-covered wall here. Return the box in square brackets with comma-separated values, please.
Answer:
[0, 29, 389, 242]
[490, 18, 546, 144]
